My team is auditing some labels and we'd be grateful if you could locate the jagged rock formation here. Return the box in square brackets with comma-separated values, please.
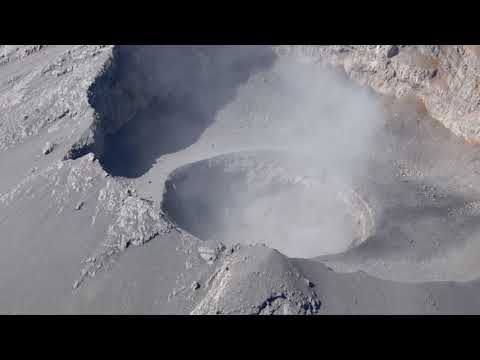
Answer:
[191, 245, 321, 315]
[279, 45, 480, 143]
[2, 45, 480, 314]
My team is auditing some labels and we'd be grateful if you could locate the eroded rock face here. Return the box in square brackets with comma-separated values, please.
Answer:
[278, 45, 480, 142]
[191, 245, 321, 315]
[3, 45, 480, 314]
[0, 45, 112, 154]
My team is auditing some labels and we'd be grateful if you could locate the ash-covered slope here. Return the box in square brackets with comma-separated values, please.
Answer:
[285, 45, 480, 143]
[2, 45, 480, 314]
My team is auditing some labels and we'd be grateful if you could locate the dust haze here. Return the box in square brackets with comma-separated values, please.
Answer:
[152, 46, 387, 258]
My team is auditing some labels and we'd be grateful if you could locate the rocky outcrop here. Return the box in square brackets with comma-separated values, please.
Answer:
[278, 45, 480, 143]
[191, 245, 321, 315]
[3, 44, 480, 313]
[0, 45, 112, 153]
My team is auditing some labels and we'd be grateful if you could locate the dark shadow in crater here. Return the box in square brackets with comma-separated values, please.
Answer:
[162, 158, 251, 242]
[97, 45, 277, 178]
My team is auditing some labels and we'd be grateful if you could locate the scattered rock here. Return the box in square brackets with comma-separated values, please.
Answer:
[75, 201, 85, 211]
[304, 278, 315, 288]
[198, 246, 217, 264]
[84, 256, 95, 263]
[387, 45, 399, 58]
[57, 109, 69, 119]
[42, 141, 55, 155]
[217, 242, 226, 253]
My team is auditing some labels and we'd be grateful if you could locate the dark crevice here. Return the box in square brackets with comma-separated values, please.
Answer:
[73, 45, 277, 177]
[256, 293, 287, 314]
